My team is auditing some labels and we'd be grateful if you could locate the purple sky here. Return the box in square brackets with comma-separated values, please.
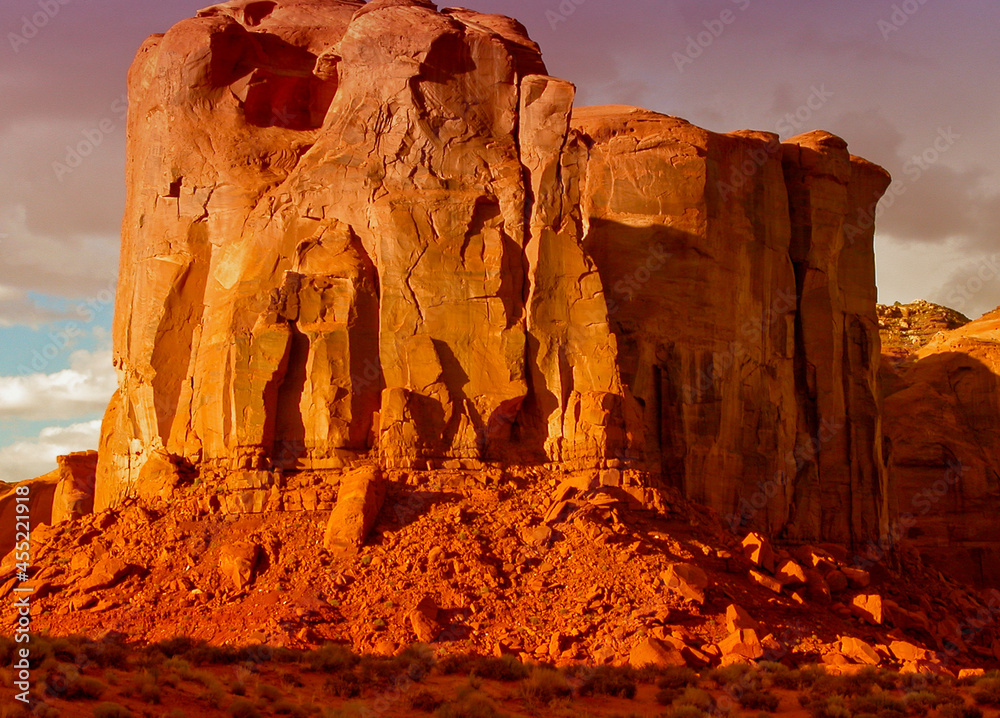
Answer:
[1, 0, 999, 481]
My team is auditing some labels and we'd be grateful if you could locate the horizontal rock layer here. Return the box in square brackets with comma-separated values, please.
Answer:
[96, 0, 891, 546]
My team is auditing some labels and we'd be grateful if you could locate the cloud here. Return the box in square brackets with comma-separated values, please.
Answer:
[0, 285, 78, 328]
[0, 419, 101, 484]
[0, 348, 116, 421]
[0, 204, 119, 301]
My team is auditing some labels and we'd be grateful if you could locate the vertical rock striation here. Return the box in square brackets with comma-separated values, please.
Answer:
[96, 0, 891, 547]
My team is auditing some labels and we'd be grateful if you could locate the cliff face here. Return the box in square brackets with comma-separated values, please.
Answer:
[881, 309, 1000, 585]
[96, 0, 890, 546]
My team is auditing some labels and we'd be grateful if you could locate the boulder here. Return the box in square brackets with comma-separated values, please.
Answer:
[850, 593, 884, 625]
[774, 559, 807, 586]
[725, 604, 759, 633]
[839, 636, 880, 665]
[720, 629, 764, 660]
[742, 532, 776, 573]
[662, 563, 709, 604]
[750, 570, 783, 594]
[323, 466, 387, 555]
[409, 596, 443, 643]
[629, 637, 687, 668]
[841, 567, 871, 589]
[889, 640, 930, 662]
[826, 570, 849, 593]
[805, 568, 832, 604]
[78, 556, 135, 593]
[219, 542, 260, 591]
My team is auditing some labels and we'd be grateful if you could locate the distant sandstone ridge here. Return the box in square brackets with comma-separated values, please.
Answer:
[879, 301, 1000, 586]
[84, 0, 892, 547]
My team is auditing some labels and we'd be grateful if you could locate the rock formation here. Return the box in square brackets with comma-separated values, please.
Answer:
[92, 0, 891, 547]
[0, 450, 96, 558]
[881, 308, 1000, 585]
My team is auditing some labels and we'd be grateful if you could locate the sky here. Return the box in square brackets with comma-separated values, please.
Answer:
[1, 0, 999, 483]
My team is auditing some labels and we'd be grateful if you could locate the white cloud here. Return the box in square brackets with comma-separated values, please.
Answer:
[0, 419, 101, 484]
[0, 204, 119, 301]
[0, 348, 117, 421]
[0, 284, 79, 328]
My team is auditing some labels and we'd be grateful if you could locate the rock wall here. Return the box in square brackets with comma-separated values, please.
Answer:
[96, 0, 891, 546]
[882, 310, 1000, 585]
[0, 450, 96, 559]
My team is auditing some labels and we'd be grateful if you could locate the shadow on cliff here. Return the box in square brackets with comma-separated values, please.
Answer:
[582, 218, 733, 483]
[882, 349, 1000, 586]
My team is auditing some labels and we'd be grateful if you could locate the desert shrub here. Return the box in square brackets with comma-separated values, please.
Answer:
[577, 665, 638, 699]
[805, 694, 852, 718]
[307, 643, 359, 673]
[273, 701, 311, 717]
[187, 643, 248, 665]
[437, 653, 529, 681]
[84, 639, 130, 669]
[901, 671, 954, 691]
[973, 677, 1000, 706]
[198, 675, 227, 708]
[398, 643, 436, 675]
[904, 690, 941, 715]
[0, 702, 30, 718]
[0, 636, 17, 666]
[357, 655, 407, 687]
[154, 636, 200, 657]
[657, 687, 684, 706]
[228, 698, 262, 718]
[321, 704, 369, 718]
[62, 674, 106, 700]
[127, 671, 162, 704]
[939, 704, 984, 718]
[257, 682, 283, 702]
[434, 691, 508, 718]
[850, 691, 908, 718]
[656, 666, 700, 690]
[409, 688, 445, 712]
[756, 661, 798, 688]
[673, 686, 716, 711]
[662, 707, 707, 718]
[518, 667, 572, 704]
[797, 665, 830, 684]
[709, 663, 755, 688]
[836, 668, 882, 696]
[739, 689, 781, 712]
[92, 703, 134, 718]
[324, 671, 363, 698]
[163, 656, 193, 679]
